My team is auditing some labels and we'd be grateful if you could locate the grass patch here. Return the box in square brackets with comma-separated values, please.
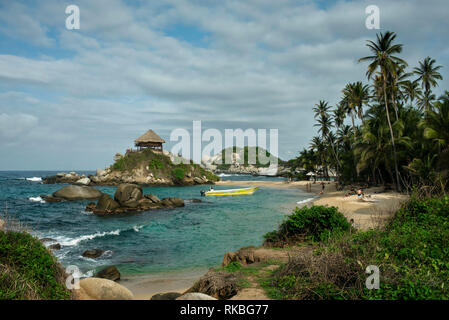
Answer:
[0, 230, 71, 300]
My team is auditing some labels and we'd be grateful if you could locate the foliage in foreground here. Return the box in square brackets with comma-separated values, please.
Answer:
[0, 230, 71, 300]
[265, 196, 449, 300]
[264, 205, 351, 245]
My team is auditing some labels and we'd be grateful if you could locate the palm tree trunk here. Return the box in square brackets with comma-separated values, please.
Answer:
[391, 91, 399, 121]
[383, 78, 402, 192]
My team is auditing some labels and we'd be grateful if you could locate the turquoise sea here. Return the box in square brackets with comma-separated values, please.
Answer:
[0, 171, 313, 277]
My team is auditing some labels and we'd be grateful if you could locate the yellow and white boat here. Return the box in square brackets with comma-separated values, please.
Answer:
[203, 187, 259, 196]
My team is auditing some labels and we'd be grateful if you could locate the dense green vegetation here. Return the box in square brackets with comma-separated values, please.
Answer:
[263, 196, 449, 300]
[111, 148, 219, 183]
[288, 31, 447, 193]
[264, 206, 351, 245]
[0, 230, 71, 300]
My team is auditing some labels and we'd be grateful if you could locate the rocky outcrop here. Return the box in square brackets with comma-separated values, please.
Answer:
[185, 271, 239, 300]
[176, 293, 217, 300]
[76, 278, 133, 300]
[43, 150, 218, 186]
[95, 266, 120, 281]
[43, 172, 85, 184]
[82, 249, 105, 259]
[41, 185, 103, 202]
[86, 184, 184, 215]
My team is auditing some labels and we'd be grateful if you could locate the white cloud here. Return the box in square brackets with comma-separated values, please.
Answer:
[0, 0, 448, 169]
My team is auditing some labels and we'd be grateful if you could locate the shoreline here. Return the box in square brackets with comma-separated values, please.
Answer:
[120, 179, 409, 299]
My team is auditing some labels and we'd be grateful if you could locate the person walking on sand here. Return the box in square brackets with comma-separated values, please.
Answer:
[320, 181, 325, 195]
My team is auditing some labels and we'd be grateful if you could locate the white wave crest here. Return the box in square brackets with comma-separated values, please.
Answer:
[29, 196, 45, 204]
[296, 197, 317, 205]
[55, 230, 121, 247]
[133, 225, 144, 232]
[26, 177, 42, 182]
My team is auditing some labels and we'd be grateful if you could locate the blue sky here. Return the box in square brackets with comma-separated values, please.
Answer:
[0, 0, 448, 170]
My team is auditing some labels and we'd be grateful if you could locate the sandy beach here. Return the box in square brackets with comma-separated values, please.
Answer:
[123, 179, 409, 299]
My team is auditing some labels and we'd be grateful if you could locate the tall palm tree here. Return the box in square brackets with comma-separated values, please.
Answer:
[359, 31, 407, 191]
[313, 100, 336, 178]
[340, 88, 357, 138]
[414, 56, 443, 110]
[344, 81, 370, 124]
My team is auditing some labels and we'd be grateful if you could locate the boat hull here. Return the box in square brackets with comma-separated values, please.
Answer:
[205, 187, 259, 196]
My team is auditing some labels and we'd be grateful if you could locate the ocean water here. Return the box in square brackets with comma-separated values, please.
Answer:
[0, 171, 312, 277]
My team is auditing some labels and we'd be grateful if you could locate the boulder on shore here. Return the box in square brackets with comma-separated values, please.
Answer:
[77, 278, 133, 300]
[176, 293, 217, 300]
[95, 265, 120, 281]
[46, 185, 103, 201]
[185, 271, 239, 300]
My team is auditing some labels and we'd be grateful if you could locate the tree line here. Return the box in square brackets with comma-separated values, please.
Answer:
[288, 31, 448, 193]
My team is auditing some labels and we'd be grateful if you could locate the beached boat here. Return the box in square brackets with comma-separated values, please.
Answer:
[203, 187, 259, 196]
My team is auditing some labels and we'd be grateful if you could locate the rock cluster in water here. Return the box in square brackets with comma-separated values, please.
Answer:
[85, 183, 185, 215]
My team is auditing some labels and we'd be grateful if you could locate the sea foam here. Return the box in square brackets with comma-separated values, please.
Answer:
[26, 177, 42, 182]
[29, 196, 46, 204]
[296, 197, 317, 205]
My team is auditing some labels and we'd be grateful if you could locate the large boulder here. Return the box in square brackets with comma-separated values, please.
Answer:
[95, 266, 120, 281]
[176, 293, 217, 300]
[185, 271, 239, 300]
[78, 278, 133, 300]
[114, 184, 143, 207]
[52, 185, 103, 201]
[96, 194, 120, 211]
[0, 219, 4, 231]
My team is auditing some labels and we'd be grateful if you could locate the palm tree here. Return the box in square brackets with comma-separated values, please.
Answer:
[401, 80, 422, 104]
[340, 88, 357, 138]
[414, 57, 443, 110]
[344, 81, 370, 124]
[313, 100, 337, 179]
[359, 31, 407, 191]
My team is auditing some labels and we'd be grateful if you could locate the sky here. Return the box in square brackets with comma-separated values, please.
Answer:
[0, 0, 448, 170]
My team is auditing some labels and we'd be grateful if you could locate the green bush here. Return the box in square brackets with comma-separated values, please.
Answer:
[264, 205, 351, 245]
[149, 158, 164, 170]
[172, 167, 186, 180]
[0, 231, 71, 300]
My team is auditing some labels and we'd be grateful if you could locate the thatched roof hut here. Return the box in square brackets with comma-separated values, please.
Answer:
[134, 129, 165, 151]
